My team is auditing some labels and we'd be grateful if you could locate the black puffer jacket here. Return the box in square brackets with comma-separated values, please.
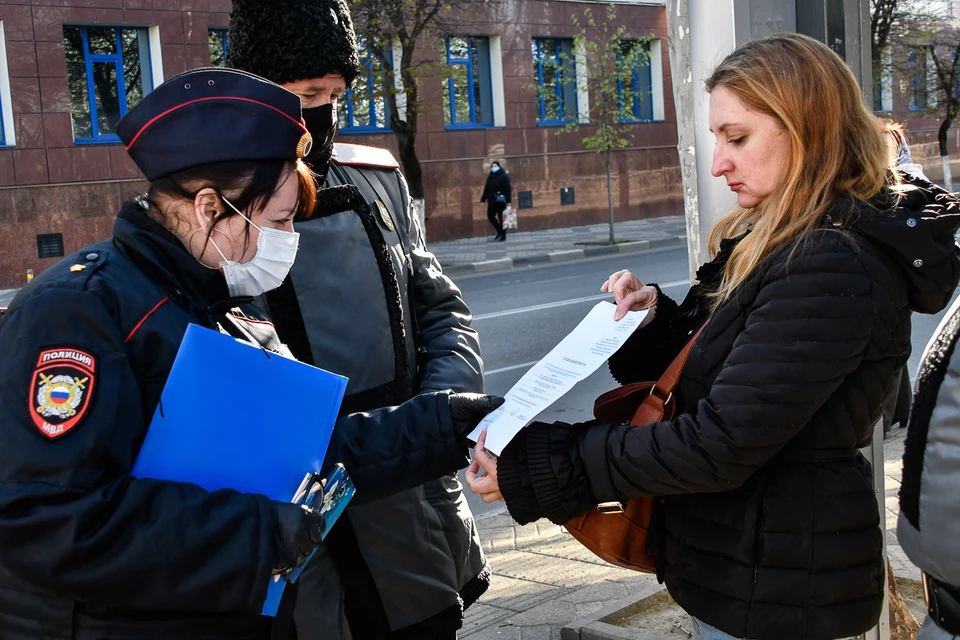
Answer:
[498, 176, 960, 640]
[480, 170, 512, 207]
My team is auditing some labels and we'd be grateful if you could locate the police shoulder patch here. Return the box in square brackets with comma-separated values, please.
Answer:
[331, 143, 400, 170]
[29, 348, 97, 440]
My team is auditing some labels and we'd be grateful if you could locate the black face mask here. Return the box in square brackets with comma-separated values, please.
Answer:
[301, 103, 339, 183]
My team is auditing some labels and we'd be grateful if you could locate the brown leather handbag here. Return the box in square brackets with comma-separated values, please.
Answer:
[563, 325, 705, 573]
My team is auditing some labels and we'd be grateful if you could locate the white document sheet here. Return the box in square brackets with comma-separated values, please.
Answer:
[471, 301, 648, 455]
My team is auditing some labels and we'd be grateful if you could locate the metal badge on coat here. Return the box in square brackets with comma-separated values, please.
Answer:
[375, 200, 395, 232]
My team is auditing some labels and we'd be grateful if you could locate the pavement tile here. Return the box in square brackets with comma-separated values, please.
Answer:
[557, 579, 629, 604]
[611, 573, 666, 599]
[493, 549, 633, 588]
[463, 604, 517, 638]
[483, 574, 569, 612]
[506, 598, 607, 627]
[535, 522, 565, 538]
[888, 529, 922, 581]
[518, 625, 556, 640]
[517, 532, 620, 567]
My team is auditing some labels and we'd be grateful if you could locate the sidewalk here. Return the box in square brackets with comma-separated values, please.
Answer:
[429, 217, 688, 276]
[466, 427, 919, 639]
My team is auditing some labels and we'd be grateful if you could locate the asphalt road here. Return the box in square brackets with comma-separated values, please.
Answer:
[455, 247, 960, 516]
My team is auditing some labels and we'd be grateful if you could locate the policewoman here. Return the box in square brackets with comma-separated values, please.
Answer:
[0, 68, 499, 639]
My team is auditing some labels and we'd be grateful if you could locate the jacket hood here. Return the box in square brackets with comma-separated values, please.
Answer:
[843, 173, 960, 314]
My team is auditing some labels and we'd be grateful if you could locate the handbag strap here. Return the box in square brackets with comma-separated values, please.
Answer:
[657, 324, 706, 394]
[631, 323, 706, 426]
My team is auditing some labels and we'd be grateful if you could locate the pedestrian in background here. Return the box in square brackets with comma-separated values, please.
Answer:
[468, 33, 960, 640]
[882, 118, 929, 181]
[481, 161, 512, 241]
[899, 293, 960, 640]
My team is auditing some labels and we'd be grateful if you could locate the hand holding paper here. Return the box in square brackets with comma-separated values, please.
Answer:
[469, 301, 647, 455]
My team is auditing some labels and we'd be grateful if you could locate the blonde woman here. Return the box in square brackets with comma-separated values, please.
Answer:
[467, 34, 960, 640]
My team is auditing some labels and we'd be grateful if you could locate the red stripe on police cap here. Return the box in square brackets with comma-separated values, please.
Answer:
[125, 96, 308, 151]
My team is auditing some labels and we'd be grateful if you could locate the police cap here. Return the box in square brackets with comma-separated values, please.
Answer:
[117, 68, 313, 182]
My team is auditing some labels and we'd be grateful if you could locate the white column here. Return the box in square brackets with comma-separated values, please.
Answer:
[0, 21, 16, 146]
[490, 35, 507, 127]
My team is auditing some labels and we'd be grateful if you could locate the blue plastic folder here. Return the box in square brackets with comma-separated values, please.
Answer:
[131, 323, 348, 616]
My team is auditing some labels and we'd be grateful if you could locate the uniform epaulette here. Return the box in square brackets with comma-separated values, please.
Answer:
[332, 143, 400, 170]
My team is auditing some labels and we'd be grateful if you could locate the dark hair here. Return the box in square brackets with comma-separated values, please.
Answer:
[491, 161, 501, 168]
[144, 159, 317, 247]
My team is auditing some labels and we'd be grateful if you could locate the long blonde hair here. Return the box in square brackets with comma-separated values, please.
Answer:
[705, 33, 895, 304]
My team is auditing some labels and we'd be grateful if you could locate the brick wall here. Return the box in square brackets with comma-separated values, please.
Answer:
[0, 0, 230, 286]
[0, 0, 680, 288]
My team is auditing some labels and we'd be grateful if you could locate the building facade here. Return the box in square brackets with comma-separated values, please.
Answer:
[0, 0, 678, 288]
[874, 0, 960, 181]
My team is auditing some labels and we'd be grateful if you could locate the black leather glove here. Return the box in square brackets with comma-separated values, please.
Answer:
[449, 393, 505, 439]
[273, 502, 326, 574]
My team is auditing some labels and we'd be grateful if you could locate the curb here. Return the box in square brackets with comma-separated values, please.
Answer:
[440, 236, 687, 276]
[561, 590, 671, 640]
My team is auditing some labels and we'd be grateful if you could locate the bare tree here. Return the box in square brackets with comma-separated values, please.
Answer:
[925, 36, 960, 191]
[872, 0, 901, 69]
[348, 0, 500, 228]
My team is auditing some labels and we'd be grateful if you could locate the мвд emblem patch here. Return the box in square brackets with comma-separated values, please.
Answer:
[29, 348, 96, 440]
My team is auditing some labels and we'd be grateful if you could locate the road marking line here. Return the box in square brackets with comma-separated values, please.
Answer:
[472, 279, 689, 321]
[485, 361, 540, 376]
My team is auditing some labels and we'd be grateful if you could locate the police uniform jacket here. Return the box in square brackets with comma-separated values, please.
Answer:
[268, 143, 488, 637]
[899, 292, 960, 593]
[0, 203, 474, 639]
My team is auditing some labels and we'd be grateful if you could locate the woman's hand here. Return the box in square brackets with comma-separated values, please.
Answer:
[601, 270, 658, 321]
[465, 431, 503, 503]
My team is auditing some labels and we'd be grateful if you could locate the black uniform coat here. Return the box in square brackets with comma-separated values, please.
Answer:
[498, 177, 960, 640]
[268, 144, 488, 639]
[0, 203, 472, 639]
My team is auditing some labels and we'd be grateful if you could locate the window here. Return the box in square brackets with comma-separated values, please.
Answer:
[532, 38, 578, 124]
[443, 36, 494, 128]
[337, 42, 392, 133]
[0, 21, 13, 146]
[873, 47, 893, 112]
[64, 26, 154, 143]
[909, 47, 929, 111]
[617, 40, 654, 122]
[209, 29, 228, 67]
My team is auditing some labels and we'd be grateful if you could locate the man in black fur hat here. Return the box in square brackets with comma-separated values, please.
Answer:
[228, 1, 490, 638]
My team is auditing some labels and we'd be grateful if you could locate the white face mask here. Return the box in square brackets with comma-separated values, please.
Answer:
[209, 196, 300, 298]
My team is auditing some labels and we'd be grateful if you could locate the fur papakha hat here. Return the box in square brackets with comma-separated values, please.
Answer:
[227, 0, 363, 87]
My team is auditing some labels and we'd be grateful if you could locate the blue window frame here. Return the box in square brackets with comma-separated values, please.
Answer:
[64, 26, 153, 143]
[532, 38, 577, 125]
[338, 42, 392, 133]
[443, 36, 494, 128]
[873, 81, 885, 112]
[909, 47, 929, 111]
[209, 29, 228, 67]
[617, 40, 653, 122]
[0, 95, 5, 146]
